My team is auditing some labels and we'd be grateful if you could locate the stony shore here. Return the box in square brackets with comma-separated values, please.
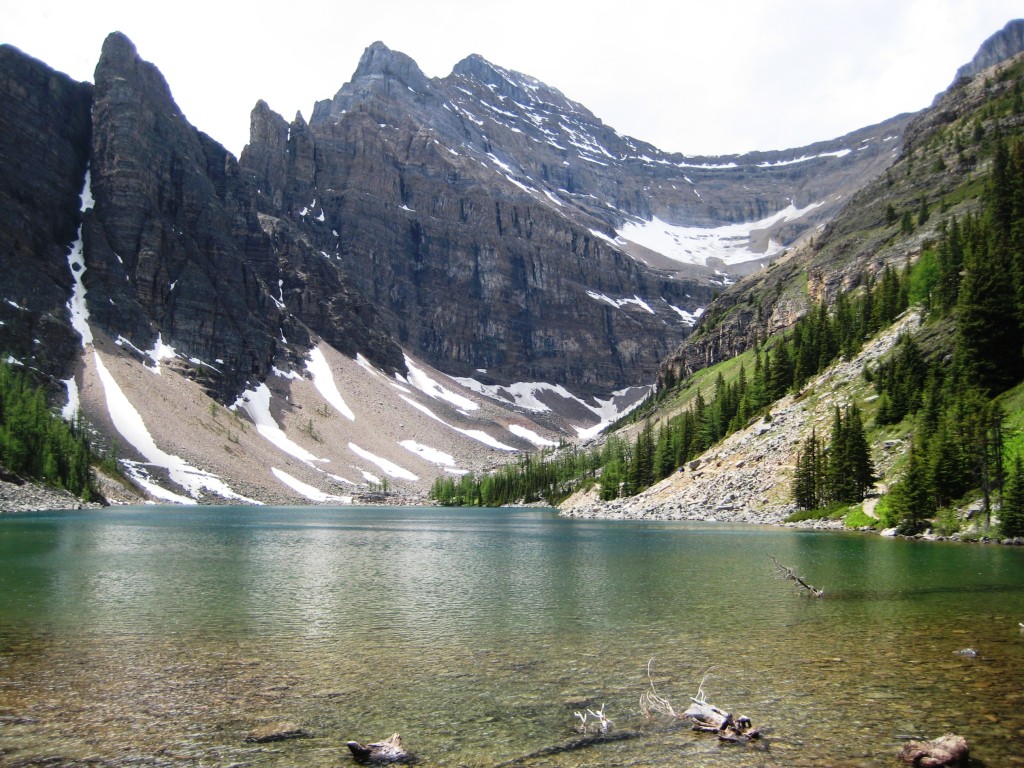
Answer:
[0, 476, 102, 513]
[557, 315, 924, 530]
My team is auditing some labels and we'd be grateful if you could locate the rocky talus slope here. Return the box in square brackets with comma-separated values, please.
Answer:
[560, 312, 921, 524]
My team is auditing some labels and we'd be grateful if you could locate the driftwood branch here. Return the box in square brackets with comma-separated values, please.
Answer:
[639, 660, 759, 743]
[346, 733, 412, 764]
[770, 555, 824, 597]
[639, 658, 680, 718]
[898, 733, 969, 766]
[574, 702, 613, 734]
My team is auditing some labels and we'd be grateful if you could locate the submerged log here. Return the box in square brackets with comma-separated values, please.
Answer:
[346, 732, 413, 764]
[493, 730, 641, 767]
[898, 733, 969, 766]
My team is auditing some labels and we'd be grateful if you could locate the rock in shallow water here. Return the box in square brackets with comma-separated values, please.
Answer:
[243, 721, 311, 743]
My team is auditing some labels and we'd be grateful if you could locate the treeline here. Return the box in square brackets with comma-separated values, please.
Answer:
[431, 263, 911, 507]
[863, 135, 1024, 535]
[430, 448, 600, 507]
[0, 361, 102, 501]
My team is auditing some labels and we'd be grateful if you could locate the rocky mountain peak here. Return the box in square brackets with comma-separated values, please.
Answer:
[95, 32, 180, 120]
[311, 41, 436, 124]
[953, 18, 1024, 83]
[351, 40, 431, 92]
[449, 53, 581, 114]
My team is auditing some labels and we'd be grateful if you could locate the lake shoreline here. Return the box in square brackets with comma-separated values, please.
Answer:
[5, 477, 1022, 547]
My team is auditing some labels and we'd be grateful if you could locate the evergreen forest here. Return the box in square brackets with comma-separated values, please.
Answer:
[0, 361, 105, 501]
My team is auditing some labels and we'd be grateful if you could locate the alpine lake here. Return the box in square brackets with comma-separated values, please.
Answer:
[1, 505, 1022, 767]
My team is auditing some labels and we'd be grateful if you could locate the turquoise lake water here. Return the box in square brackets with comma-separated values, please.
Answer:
[1, 505, 1022, 766]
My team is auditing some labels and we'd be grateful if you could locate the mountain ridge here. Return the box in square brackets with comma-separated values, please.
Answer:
[2, 24, 1017, 506]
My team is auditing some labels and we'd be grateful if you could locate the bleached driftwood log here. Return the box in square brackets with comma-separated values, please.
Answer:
[639, 662, 759, 743]
[346, 732, 411, 763]
[770, 555, 824, 597]
[898, 733, 969, 766]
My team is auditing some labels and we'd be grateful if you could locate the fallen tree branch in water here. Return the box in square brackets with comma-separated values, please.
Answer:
[640, 661, 760, 743]
[639, 658, 679, 719]
[770, 555, 824, 597]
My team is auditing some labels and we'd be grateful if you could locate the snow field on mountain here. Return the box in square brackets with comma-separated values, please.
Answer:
[233, 383, 326, 464]
[616, 201, 824, 267]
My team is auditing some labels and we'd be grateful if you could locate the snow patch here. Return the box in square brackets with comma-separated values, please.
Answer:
[401, 356, 478, 411]
[272, 467, 350, 503]
[233, 383, 326, 463]
[306, 347, 355, 421]
[571, 388, 648, 440]
[61, 376, 79, 421]
[399, 440, 456, 467]
[509, 424, 557, 447]
[615, 201, 823, 267]
[348, 443, 419, 481]
[453, 379, 575, 413]
[588, 229, 623, 249]
[66, 222, 92, 347]
[272, 366, 302, 380]
[665, 302, 704, 326]
[757, 149, 852, 167]
[146, 334, 177, 374]
[586, 291, 656, 314]
[399, 395, 516, 451]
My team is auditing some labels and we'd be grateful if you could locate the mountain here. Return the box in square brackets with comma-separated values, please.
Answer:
[559, 31, 1024, 527]
[239, 41, 909, 399]
[0, 28, 978, 506]
[953, 18, 1024, 83]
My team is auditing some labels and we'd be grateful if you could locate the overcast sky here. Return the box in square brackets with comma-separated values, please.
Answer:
[3, 1, 1021, 158]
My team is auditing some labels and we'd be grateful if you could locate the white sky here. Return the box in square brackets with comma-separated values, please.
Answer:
[2, 1, 1021, 158]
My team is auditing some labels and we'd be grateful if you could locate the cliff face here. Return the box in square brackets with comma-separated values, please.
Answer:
[0, 45, 92, 381]
[0, 34, 404, 402]
[82, 33, 284, 395]
[953, 19, 1024, 83]
[1, 32, 917, 417]
[239, 42, 909, 394]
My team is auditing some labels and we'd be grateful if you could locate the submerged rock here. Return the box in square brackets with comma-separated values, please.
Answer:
[243, 721, 311, 743]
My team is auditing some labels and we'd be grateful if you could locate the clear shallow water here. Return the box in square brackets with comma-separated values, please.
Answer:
[0, 505, 1023, 767]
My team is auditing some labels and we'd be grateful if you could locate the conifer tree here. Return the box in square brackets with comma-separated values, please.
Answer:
[1001, 454, 1024, 538]
[793, 429, 824, 510]
[955, 234, 1024, 393]
[888, 444, 933, 534]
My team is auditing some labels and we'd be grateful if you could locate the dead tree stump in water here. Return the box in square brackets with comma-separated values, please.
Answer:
[639, 662, 760, 744]
[898, 733, 969, 766]
[346, 733, 412, 763]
